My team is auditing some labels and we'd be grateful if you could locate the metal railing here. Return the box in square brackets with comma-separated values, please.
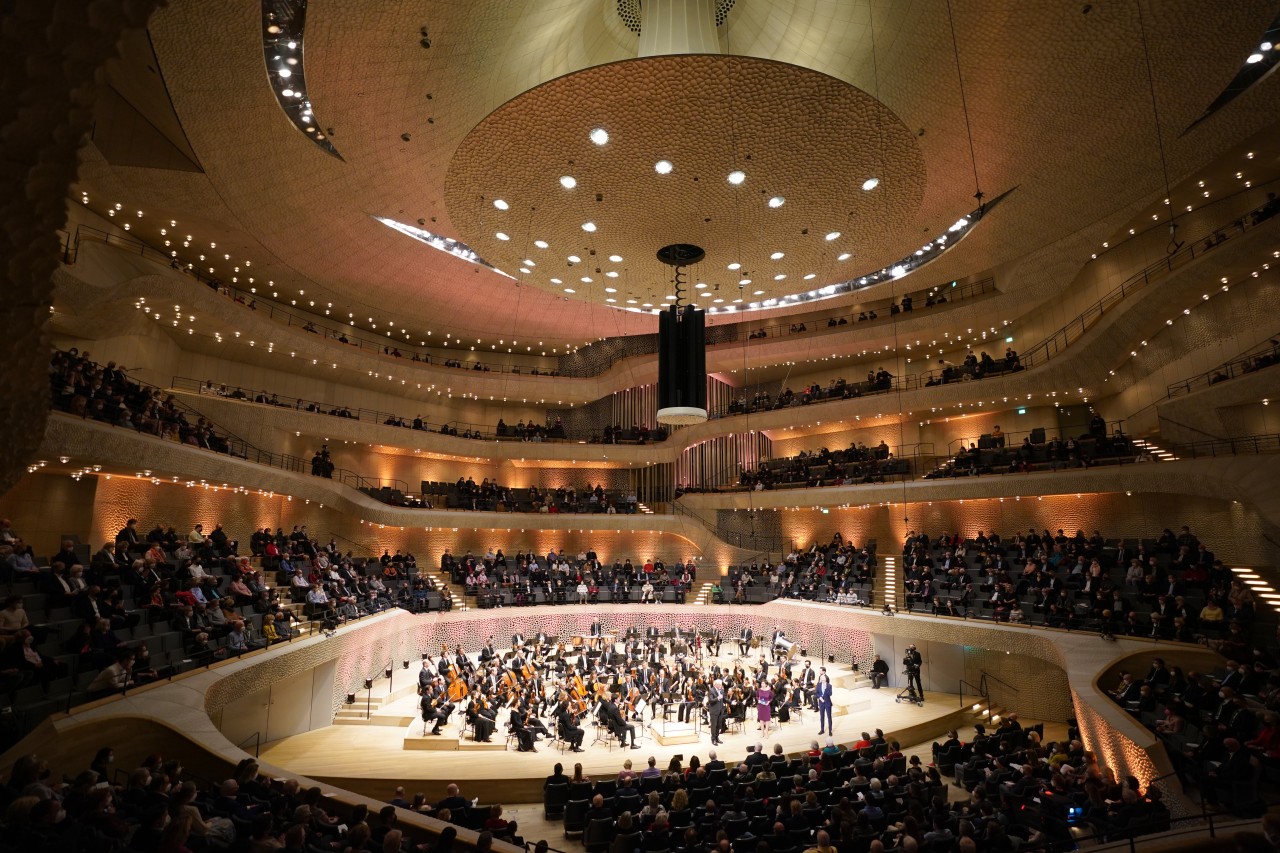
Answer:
[1173, 432, 1280, 458]
[707, 194, 1280, 423]
[69, 225, 560, 376]
[1166, 333, 1280, 398]
[672, 502, 795, 555]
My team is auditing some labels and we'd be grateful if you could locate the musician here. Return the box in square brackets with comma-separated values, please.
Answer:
[421, 693, 449, 735]
[600, 695, 640, 749]
[418, 660, 435, 693]
[509, 709, 537, 752]
[772, 678, 792, 724]
[738, 627, 753, 656]
[468, 695, 497, 742]
[707, 678, 727, 746]
[479, 636, 496, 663]
[799, 660, 817, 707]
[556, 702, 586, 752]
[815, 672, 834, 735]
[678, 674, 701, 723]
[707, 629, 721, 657]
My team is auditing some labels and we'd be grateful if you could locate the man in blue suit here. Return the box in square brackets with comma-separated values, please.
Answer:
[815, 670, 834, 735]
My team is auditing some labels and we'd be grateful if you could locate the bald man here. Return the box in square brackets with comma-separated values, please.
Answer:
[708, 678, 727, 746]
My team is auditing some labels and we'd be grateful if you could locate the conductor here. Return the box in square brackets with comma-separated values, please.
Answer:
[707, 678, 727, 746]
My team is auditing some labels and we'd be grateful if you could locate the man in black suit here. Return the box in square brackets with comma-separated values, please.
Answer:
[509, 709, 537, 752]
[556, 704, 585, 752]
[707, 679, 727, 746]
[434, 784, 469, 814]
[743, 743, 767, 770]
[738, 628, 753, 656]
[601, 697, 640, 748]
[705, 750, 726, 772]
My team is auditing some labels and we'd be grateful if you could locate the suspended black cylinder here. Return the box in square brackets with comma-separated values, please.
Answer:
[657, 304, 707, 425]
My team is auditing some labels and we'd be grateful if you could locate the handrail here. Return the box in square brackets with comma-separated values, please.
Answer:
[1166, 333, 1280, 398]
[1158, 415, 1227, 443]
[236, 730, 261, 759]
[704, 193, 1280, 422]
[1171, 431, 1280, 458]
[943, 420, 1124, 456]
[69, 225, 560, 376]
[957, 677, 987, 710]
[671, 502, 794, 555]
[980, 670, 1020, 693]
[170, 376, 666, 445]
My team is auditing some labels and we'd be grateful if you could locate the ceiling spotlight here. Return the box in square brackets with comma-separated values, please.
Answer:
[770, 252, 784, 260]
[589, 127, 609, 145]
[495, 232, 510, 241]
[608, 254, 623, 262]
[560, 175, 577, 189]
[825, 231, 841, 241]
[277, 68, 292, 78]
[838, 252, 852, 261]
[768, 196, 785, 208]
[604, 287, 617, 293]
[582, 222, 597, 232]
[727, 262, 741, 270]
[862, 177, 880, 191]
[568, 255, 581, 263]
[655, 160, 673, 174]
[727, 170, 746, 185]
[534, 240, 549, 249]
[493, 199, 509, 210]
[1247, 52, 1264, 64]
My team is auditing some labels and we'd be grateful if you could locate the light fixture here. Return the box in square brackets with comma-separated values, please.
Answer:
[727, 262, 741, 270]
[770, 252, 784, 260]
[825, 231, 841, 241]
[1247, 52, 1264, 64]
[559, 175, 577, 189]
[567, 254, 581, 263]
[727, 170, 746, 185]
[655, 160, 673, 174]
[582, 222, 597, 232]
[534, 240, 549, 249]
[838, 252, 852, 261]
[590, 127, 609, 145]
[493, 199, 508, 210]
[768, 196, 785, 208]
[862, 177, 880, 191]
[495, 232, 509, 240]
[608, 254, 623, 262]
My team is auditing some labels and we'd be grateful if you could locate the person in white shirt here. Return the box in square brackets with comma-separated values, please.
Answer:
[575, 581, 589, 603]
[88, 649, 134, 695]
[188, 524, 207, 545]
[641, 580, 655, 603]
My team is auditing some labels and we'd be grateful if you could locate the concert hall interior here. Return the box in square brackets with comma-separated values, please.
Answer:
[5, 1, 1280, 852]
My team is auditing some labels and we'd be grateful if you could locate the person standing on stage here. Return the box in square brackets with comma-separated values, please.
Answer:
[755, 680, 773, 733]
[904, 645, 924, 699]
[708, 679, 727, 746]
[815, 672, 834, 736]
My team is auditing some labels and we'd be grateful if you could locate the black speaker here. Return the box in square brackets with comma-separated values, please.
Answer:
[657, 305, 707, 425]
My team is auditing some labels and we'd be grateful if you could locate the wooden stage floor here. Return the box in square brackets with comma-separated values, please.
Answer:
[258, 651, 970, 804]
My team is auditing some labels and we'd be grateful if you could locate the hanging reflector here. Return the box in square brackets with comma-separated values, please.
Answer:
[657, 303, 707, 425]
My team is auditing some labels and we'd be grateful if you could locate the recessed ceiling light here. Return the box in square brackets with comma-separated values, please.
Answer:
[665, 295, 676, 300]
[727, 170, 746, 185]
[608, 254, 623, 262]
[727, 262, 741, 270]
[655, 160, 673, 174]
[519, 267, 531, 274]
[580, 276, 592, 282]
[770, 252, 784, 260]
[838, 252, 852, 261]
[695, 282, 708, 289]
[804, 273, 817, 280]
[740, 278, 752, 285]
[589, 128, 609, 145]
[550, 278, 562, 284]
[1247, 52, 1264, 64]
[825, 231, 841, 241]
[582, 222, 597, 232]
[754, 290, 765, 295]
[605, 298, 616, 303]
[560, 175, 577, 189]
[605, 271, 619, 278]
[564, 287, 576, 293]
[713, 298, 724, 303]
[774, 274, 786, 281]
[496, 232, 510, 241]
[768, 196, 785, 208]
[604, 287, 617, 293]
[493, 199, 509, 210]
[534, 240, 549, 249]
[523, 259, 535, 266]
[862, 177, 880, 191]
[568, 255, 581, 263]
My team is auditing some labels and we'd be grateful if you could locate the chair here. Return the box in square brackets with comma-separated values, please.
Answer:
[568, 780, 595, 801]
[583, 817, 614, 853]
[563, 799, 590, 838]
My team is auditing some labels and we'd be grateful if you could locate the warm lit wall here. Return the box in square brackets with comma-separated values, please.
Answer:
[0, 472, 100, 556]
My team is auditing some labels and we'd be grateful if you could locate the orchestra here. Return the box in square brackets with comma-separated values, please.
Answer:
[413, 624, 818, 752]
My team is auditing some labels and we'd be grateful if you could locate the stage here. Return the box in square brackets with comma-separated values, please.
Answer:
[257, 648, 973, 804]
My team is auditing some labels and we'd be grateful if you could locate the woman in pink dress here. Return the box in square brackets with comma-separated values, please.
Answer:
[756, 683, 773, 732]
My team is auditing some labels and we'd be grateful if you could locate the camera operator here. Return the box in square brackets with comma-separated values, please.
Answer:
[903, 644, 923, 699]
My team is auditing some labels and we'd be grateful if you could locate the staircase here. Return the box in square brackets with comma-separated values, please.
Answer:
[692, 581, 718, 605]
[1131, 437, 1178, 461]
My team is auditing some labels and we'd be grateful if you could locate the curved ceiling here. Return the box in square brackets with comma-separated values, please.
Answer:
[72, 0, 1280, 349]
